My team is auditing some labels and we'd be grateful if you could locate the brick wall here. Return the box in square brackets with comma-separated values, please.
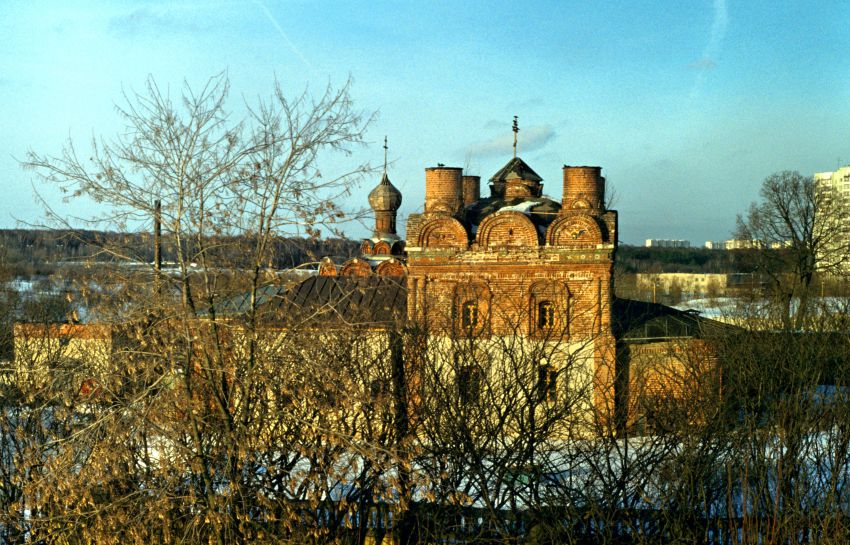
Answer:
[478, 212, 539, 248]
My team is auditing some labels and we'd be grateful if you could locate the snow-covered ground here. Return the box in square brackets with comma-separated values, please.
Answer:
[674, 296, 850, 326]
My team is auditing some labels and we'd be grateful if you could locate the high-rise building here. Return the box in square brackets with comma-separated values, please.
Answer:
[814, 166, 850, 272]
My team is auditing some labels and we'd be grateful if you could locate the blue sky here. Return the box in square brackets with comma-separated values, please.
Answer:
[2, 0, 850, 245]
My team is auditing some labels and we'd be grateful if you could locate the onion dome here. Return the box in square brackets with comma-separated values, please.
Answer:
[368, 172, 402, 212]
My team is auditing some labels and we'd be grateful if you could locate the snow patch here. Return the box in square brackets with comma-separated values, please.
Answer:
[498, 201, 539, 215]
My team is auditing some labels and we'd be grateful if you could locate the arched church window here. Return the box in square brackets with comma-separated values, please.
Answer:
[460, 300, 479, 331]
[529, 281, 569, 338]
[536, 362, 557, 402]
[454, 282, 490, 338]
[537, 300, 555, 330]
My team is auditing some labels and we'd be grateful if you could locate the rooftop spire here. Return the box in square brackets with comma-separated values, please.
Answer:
[383, 135, 388, 174]
[512, 115, 519, 159]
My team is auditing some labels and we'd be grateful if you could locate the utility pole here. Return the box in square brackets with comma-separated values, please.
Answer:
[154, 199, 162, 295]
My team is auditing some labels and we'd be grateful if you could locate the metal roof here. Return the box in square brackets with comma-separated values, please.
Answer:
[463, 196, 561, 230]
[268, 275, 406, 327]
[489, 157, 543, 183]
[612, 298, 734, 341]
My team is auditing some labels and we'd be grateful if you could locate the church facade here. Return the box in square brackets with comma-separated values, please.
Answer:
[321, 146, 626, 421]
[403, 160, 617, 418]
[314, 143, 723, 431]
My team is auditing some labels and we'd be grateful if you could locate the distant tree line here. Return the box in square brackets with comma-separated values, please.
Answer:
[1, 232, 779, 278]
[0, 229, 359, 276]
[616, 245, 768, 275]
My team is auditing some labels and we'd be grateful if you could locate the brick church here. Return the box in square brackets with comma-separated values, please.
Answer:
[303, 137, 721, 428]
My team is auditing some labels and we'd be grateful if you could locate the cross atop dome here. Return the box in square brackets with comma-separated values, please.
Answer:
[512, 115, 519, 158]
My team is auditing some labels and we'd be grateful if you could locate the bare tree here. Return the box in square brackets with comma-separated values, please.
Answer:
[736, 170, 850, 329]
[18, 73, 374, 545]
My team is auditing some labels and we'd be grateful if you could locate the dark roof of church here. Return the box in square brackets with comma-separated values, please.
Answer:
[268, 275, 406, 327]
[463, 195, 561, 229]
[612, 298, 734, 341]
[489, 157, 543, 183]
[214, 283, 292, 316]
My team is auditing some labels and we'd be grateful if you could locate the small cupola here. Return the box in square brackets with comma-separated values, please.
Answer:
[368, 137, 403, 238]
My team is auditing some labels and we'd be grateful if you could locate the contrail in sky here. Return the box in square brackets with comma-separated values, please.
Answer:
[253, 1, 315, 71]
[705, 0, 729, 61]
[690, 0, 728, 98]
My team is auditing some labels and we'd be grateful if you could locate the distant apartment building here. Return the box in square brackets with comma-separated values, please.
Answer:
[645, 239, 690, 248]
[636, 273, 728, 299]
[815, 166, 850, 199]
[705, 239, 768, 250]
[768, 240, 792, 249]
[724, 239, 760, 250]
[814, 166, 850, 272]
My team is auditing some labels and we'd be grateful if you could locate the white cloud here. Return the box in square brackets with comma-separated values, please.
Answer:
[464, 124, 556, 158]
[706, 0, 729, 61]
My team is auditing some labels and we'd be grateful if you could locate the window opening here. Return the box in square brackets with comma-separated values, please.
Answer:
[536, 363, 557, 402]
[457, 365, 482, 404]
[537, 300, 555, 330]
[461, 300, 479, 331]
